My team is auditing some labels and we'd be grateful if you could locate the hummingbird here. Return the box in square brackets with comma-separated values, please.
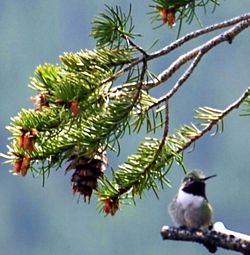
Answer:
[168, 170, 216, 229]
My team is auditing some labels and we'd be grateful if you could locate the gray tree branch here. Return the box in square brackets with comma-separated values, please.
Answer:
[144, 17, 250, 90]
[101, 13, 250, 87]
[161, 224, 250, 254]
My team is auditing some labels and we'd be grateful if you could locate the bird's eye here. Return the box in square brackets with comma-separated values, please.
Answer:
[184, 176, 193, 182]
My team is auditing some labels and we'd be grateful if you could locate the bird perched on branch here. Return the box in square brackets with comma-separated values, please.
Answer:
[169, 170, 216, 229]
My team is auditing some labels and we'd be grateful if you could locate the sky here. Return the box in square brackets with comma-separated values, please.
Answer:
[0, 1, 250, 255]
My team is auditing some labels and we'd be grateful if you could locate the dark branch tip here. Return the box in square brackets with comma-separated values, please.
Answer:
[224, 33, 233, 44]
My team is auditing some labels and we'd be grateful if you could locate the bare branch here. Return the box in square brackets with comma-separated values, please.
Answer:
[213, 222, 250, 242]
[161, 225, 250, 254]
[123, 35, 148, 56]
[149, 51, 203, 110]
[100, 13, 250, 86]
[144, 18, 250, 89]
[179, 87, 250, 152]
[150, 13, 250, 60]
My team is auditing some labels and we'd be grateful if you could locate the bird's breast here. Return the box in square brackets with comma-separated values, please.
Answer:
[176, 189, 204, 209]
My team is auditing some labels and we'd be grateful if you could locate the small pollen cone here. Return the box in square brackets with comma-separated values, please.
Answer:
[18, 128, 38, 151]
[13, 158, 22, 175]
[20, 154, 31, 176]
[102, 198, 119, 216]
[22, 133, 34, 151]
[31, 94, 49, 111]
[66, 151, 108, 203]
[13, 154, 31, 176]
[70, 99, 80, 116]
[159, 7, 176, 27]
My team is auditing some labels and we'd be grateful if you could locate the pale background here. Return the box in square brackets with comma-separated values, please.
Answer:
[0, 1, 250, 254]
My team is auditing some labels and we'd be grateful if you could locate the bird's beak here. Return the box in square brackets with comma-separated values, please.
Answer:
[202, 174, 217, 181]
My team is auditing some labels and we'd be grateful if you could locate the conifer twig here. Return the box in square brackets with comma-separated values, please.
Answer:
[123, 35, 148, 56]
[149, 51, 203, 110]
[150, 13, 250, 60]
[179, 87, 250, 152]
[107, 87, 250, 201]
[108, 99, 170, 198]
[143, 18, 250, 89]
[100, 13, 250, 86]
[142, 99, 169, 176]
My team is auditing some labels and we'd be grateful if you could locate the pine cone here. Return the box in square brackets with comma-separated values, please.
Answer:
[66, 151, 107, 203]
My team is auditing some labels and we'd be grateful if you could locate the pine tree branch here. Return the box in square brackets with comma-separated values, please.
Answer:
[3, 3, 250, 214]
[99, 99, 170, 200]
[149, 50, 203, 110]
[141, 99, 169, 180]
[123, 35, 148, 57]
[97, 16, 250, 208]
[144, 17, 250, 89]
[161, 224, 250, 254]
[179, 87, 250, 152]
[99, 87, 250, 206]
[100, 13, 250, 86]
[150, 13, 250, 60]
